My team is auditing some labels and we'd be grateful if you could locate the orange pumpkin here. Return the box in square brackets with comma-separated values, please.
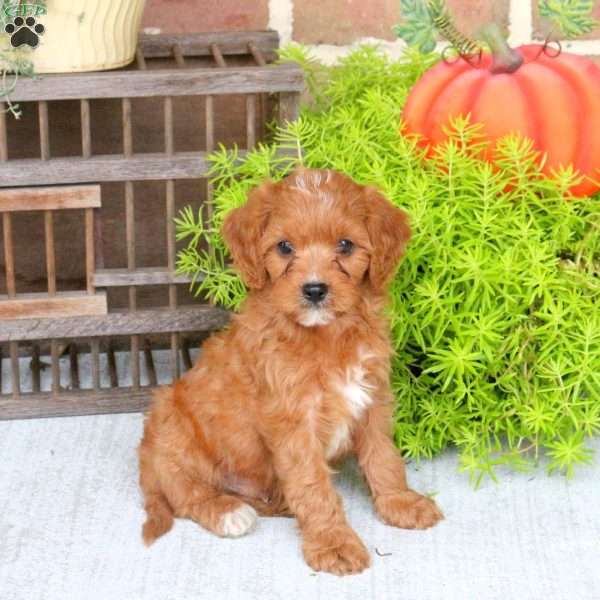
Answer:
[402, 44, 600, 197]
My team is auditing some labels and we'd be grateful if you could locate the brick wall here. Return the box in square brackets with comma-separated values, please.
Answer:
[142, 0, 600, 62]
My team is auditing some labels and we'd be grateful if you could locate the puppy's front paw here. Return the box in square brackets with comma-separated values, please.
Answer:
[375, 490, 443, 529]
[303, 526, 370, 576]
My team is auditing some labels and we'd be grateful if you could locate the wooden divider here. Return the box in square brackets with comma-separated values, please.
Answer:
[122, 95, 140, 389]
[0, 186, 105, 321]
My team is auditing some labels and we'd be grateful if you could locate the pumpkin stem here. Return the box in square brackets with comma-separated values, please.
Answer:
[482, 24, 524, 74]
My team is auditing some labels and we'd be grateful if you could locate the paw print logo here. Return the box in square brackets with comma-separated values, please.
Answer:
[4, 16, 45, 48]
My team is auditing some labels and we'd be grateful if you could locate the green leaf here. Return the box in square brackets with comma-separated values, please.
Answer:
[546, 431, 594, 477]
[538, 0, 599, 38]
[394, 0, 438, 53]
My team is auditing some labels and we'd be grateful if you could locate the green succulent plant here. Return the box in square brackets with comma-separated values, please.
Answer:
[176, 45, 600, 486]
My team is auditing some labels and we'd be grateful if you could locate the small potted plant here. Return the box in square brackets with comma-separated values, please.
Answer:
[1, 0, 146, 76]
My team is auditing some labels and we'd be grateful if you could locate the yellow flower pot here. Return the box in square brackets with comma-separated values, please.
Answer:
[1, 0, 146, 73]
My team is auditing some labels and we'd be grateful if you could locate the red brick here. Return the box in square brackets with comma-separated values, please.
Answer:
[293, 0, 401, 45]
[141, 0, 268, 33]
[532, 2, 600, 41]
[294, 0, 511, 46]
[445, 0, 509, 37]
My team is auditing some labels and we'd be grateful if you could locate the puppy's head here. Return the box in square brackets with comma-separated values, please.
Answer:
[222, 168, 410, 327]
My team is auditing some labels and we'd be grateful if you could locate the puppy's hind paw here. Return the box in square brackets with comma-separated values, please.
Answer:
[218, 503, 258, 537]
[375, 490, 443, 530]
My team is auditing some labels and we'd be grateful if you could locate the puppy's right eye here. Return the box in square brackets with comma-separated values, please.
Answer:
[277, 240, 294, 256]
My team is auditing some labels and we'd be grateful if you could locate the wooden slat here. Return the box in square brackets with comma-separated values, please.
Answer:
[248, 42, 267, 66]
[39, 100, 50, 160]
[279, 91, 301, 125]
[80, 99, 91, 158]
[205, 96, 215, 210]
[85, 208, 96, 295]
[85, 208, 95, 294]
[2, 212, 16, 297]
[246, 94, 256, 149]
[0, 291, 107, 320]
[69, 343, 80, 389]
[122, 98, 133, 156]
[0, 305, 229, 342]
[173, 45, 185, 67]
[163, 93, 180, 382]
[0, 185, 101, 211]
[210, 43, 227, 68]
[131, 335, 140, 389]
[30, 344, 41, 393]
[9, 64, 304, 101]
[138, 31, 279, 59]
[205, 96, 214, 151]
[94, 207, 105, 269]
[166, 180, 176, 294]
[0, 387, 154, 420]
[44, 211, 56, 295]
[143, 338, 158, 387]
[91, 338, 100, 390]
[93, 267, 193, 287]
[248, 42, 267, 139]
[107, 341, 118, 388]
[125, 100, 138, 387]
[123, 97, 136, 313]
[9, 341, 19, 396]
[164, 100, 174, 156]
[181, 338, 193, 370]
[135, 47, 147, 70]
[170, 333, 179, 380]
[51, 340, 60, 394]
[0, 152, 221, 186]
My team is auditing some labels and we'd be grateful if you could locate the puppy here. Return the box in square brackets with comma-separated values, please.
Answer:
[138, 168, 443, 575]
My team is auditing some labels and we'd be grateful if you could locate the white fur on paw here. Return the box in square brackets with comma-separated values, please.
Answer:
[219, 504, 257, 538]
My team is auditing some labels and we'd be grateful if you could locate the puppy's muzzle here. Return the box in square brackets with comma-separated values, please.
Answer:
[302, 282, 329, 305]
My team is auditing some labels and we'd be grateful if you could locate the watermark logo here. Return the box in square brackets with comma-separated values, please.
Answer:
[2, 1, 46, 48]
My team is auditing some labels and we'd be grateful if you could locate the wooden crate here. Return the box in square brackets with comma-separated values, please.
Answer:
[0, 31, 303, 420]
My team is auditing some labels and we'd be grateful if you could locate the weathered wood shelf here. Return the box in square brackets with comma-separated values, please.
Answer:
[137, 31, 280, 59]
[0, 152, 227, 186]
[93, 268, 194, 288]
[8, 64, 303, 102]
[0, 291, 107, 320]
[0, 305, 229, 342]
[0, 388, 154, 420]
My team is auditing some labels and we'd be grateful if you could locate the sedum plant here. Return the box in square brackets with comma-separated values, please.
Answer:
[176, 45, 600, 486]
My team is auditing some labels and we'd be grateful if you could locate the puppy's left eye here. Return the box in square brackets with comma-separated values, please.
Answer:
[277, 240, 294, 256]
[337, 239, 354, 255]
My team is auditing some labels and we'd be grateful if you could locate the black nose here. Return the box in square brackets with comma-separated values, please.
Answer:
[302, 282, 329, 304]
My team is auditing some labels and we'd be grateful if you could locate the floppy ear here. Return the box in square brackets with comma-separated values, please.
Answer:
[363, 187, 411, 290]
[221, 182, 274, 289]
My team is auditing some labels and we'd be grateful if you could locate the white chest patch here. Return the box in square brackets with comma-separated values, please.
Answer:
[337, 358, 375, 419]
[324, 350, 376, 459]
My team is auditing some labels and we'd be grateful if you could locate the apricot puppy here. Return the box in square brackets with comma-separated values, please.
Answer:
[138, 168, 443, 575]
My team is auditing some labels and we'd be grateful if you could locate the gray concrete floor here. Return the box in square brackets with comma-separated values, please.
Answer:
[1, 409, 599, 600]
